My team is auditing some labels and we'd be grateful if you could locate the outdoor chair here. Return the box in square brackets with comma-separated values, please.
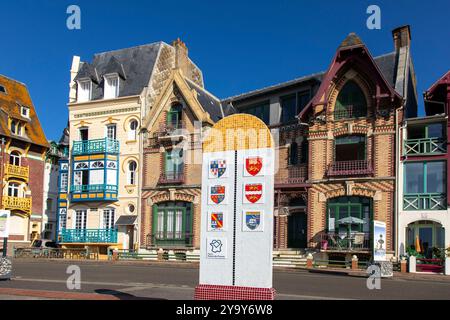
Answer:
[352, 233, 365, 250]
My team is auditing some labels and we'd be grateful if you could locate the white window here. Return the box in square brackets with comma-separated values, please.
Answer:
[10, 120, 21, 135]
[127, 161, 137, 185]
[128, 120, 138, 141]
[78, 80, 92, 102]
[59, 210, 67, 231]
[103, 208, 115, 229]
[73, 171, 83, 187]
[60, 172, 68, 192]
[9, 151, 21, 166]
[107, 169, 117, 186]
[75, 210, 87, 229]
[89, 170, 104, 186]
[21, 106, 30, 118]
[106, 124, 117, 140]
[8, 183, 19, 197]
[104, 75, 119, 99]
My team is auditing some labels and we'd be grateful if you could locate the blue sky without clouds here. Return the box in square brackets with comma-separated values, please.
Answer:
[1, 0, 449, 141]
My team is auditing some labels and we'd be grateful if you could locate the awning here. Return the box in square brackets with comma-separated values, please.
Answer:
[115, 215, 137, 226]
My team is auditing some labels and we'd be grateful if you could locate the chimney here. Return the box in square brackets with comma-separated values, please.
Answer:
[392, 25, 411, 51]
[172, 38, 190, 76]
[69, 55, 81, 103]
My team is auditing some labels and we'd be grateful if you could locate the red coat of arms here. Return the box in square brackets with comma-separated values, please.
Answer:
[245, 157, 263, 176]
[244, 183, 263, 203]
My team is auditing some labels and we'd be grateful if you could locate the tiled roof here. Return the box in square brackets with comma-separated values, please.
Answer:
[0, 74, 49, 148]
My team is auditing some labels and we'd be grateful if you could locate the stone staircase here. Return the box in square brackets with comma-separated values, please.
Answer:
[272, 249, 307, 268]
[135, 248, 308, 268]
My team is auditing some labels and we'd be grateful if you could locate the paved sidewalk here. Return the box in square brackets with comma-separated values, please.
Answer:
[0, 287, 122, 300]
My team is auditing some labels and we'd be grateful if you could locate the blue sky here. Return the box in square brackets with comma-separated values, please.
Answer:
[1, 0, 449, 141]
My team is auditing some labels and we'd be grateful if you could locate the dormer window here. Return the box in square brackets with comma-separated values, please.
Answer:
[21, 106, 30, 118]
[104, 75, 119, 99]
[10, 120, 22, 136]
[77, 80, 92, 102]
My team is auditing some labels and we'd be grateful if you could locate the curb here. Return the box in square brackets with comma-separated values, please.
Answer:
[0, 288, 121, 300]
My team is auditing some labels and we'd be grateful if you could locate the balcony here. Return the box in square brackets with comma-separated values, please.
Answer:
[403, 193, 446, 211]
[72, 138, 119, 155]
[2, 196, 32, 215]
[146, 233, 194, 249]
[327, 160, 373, 177]
[404, 138, 446, 156]
[319, 232, 371, 252]
[158, 171, 185, 185]
[60, 228, 118, 243]
[155, 121, 187, 140]
[70, 184, 118, 202]
[333, 105, 367, 120]
[275, 164, 308, 185]
[4, 164, 29, 181]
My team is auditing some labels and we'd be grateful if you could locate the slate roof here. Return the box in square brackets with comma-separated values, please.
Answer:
[222, 52, 398, 106]
[115, 215, 137, 226]
[74, 42, 163, 100]
[185, 78, 224, 122]
[0, 74, 50, 148]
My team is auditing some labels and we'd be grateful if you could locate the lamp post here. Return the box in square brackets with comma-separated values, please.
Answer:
[1, 137, 6, 257]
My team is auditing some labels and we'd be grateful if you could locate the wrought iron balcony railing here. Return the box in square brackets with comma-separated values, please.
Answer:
[275, 164, 308, 184]
[156, 121, 187, 139]
[404, 138, 447, 156]
[72, 138, 119, 155]
[146, 233, 194, 248]
[319, 232, 371, 251]
[60, 228, 118, 243]
[327, 160, 373, 176]
[333, 105, 367, 120]
[158, 171, 185, 184]
[403, 193, 446, 211]
[4, 164, 29, 181]
[70, 184, 118, 193]
[2, 196, 32, 215]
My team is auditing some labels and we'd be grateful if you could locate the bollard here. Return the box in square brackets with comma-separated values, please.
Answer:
[306, 253, 313, 269]
[445, 257, 450, 276]
[157, 248, 164, 261]
[400, 257, 407, 273]
[112, 249, 118, 261]
[409, 255, 416, 273]
[351, 255, 358, 270]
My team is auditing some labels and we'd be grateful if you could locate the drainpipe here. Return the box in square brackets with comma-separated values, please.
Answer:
[394, 105, 404, 259]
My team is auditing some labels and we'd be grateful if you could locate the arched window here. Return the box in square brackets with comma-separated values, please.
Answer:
[334, 80, 367, 119]
[167, 104, 182, 129]
[128, 161, 137, 185]
[288, 142, 298, 165]
[128, 119, 138, 141]
[9, 151, 21, 166]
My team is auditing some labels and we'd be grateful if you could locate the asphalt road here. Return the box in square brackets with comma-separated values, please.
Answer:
[1, 259, 450, 300]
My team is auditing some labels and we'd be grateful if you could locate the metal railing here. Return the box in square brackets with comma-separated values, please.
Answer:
[327, 160, 373, 176]
[319, 232, 371, 251]
[146, 233, 194, 248]
[333, 105, 367, 120]
[2, 196, 32, 214]
[275, 164, 308, 184]
[13, 247, 97, 260]
[72, 138, 119, 155]
[403, 193, 447, 210]
[404, 137, 447, 155]
[158, 171, 185, 184]
[156, 120, 186, 138]
[60, 228, 118, 243]
[70, 184, 118, 193]
[4, 164, 29, 180]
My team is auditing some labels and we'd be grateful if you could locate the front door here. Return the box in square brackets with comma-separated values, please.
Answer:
[288, 212, 307, 248]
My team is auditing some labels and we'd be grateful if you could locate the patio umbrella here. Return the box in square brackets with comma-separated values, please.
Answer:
[338, 216, 365, 225]
[415, 234, 422, 253]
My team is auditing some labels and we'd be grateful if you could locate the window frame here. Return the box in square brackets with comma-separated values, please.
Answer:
[106, 124, 117, 140]
[104, 74, 119, 99]
[403, 160, 447, 195]
[77, 80, 92, 103]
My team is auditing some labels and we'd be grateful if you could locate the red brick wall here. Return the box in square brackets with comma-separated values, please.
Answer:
[27, 157, 45, 217]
